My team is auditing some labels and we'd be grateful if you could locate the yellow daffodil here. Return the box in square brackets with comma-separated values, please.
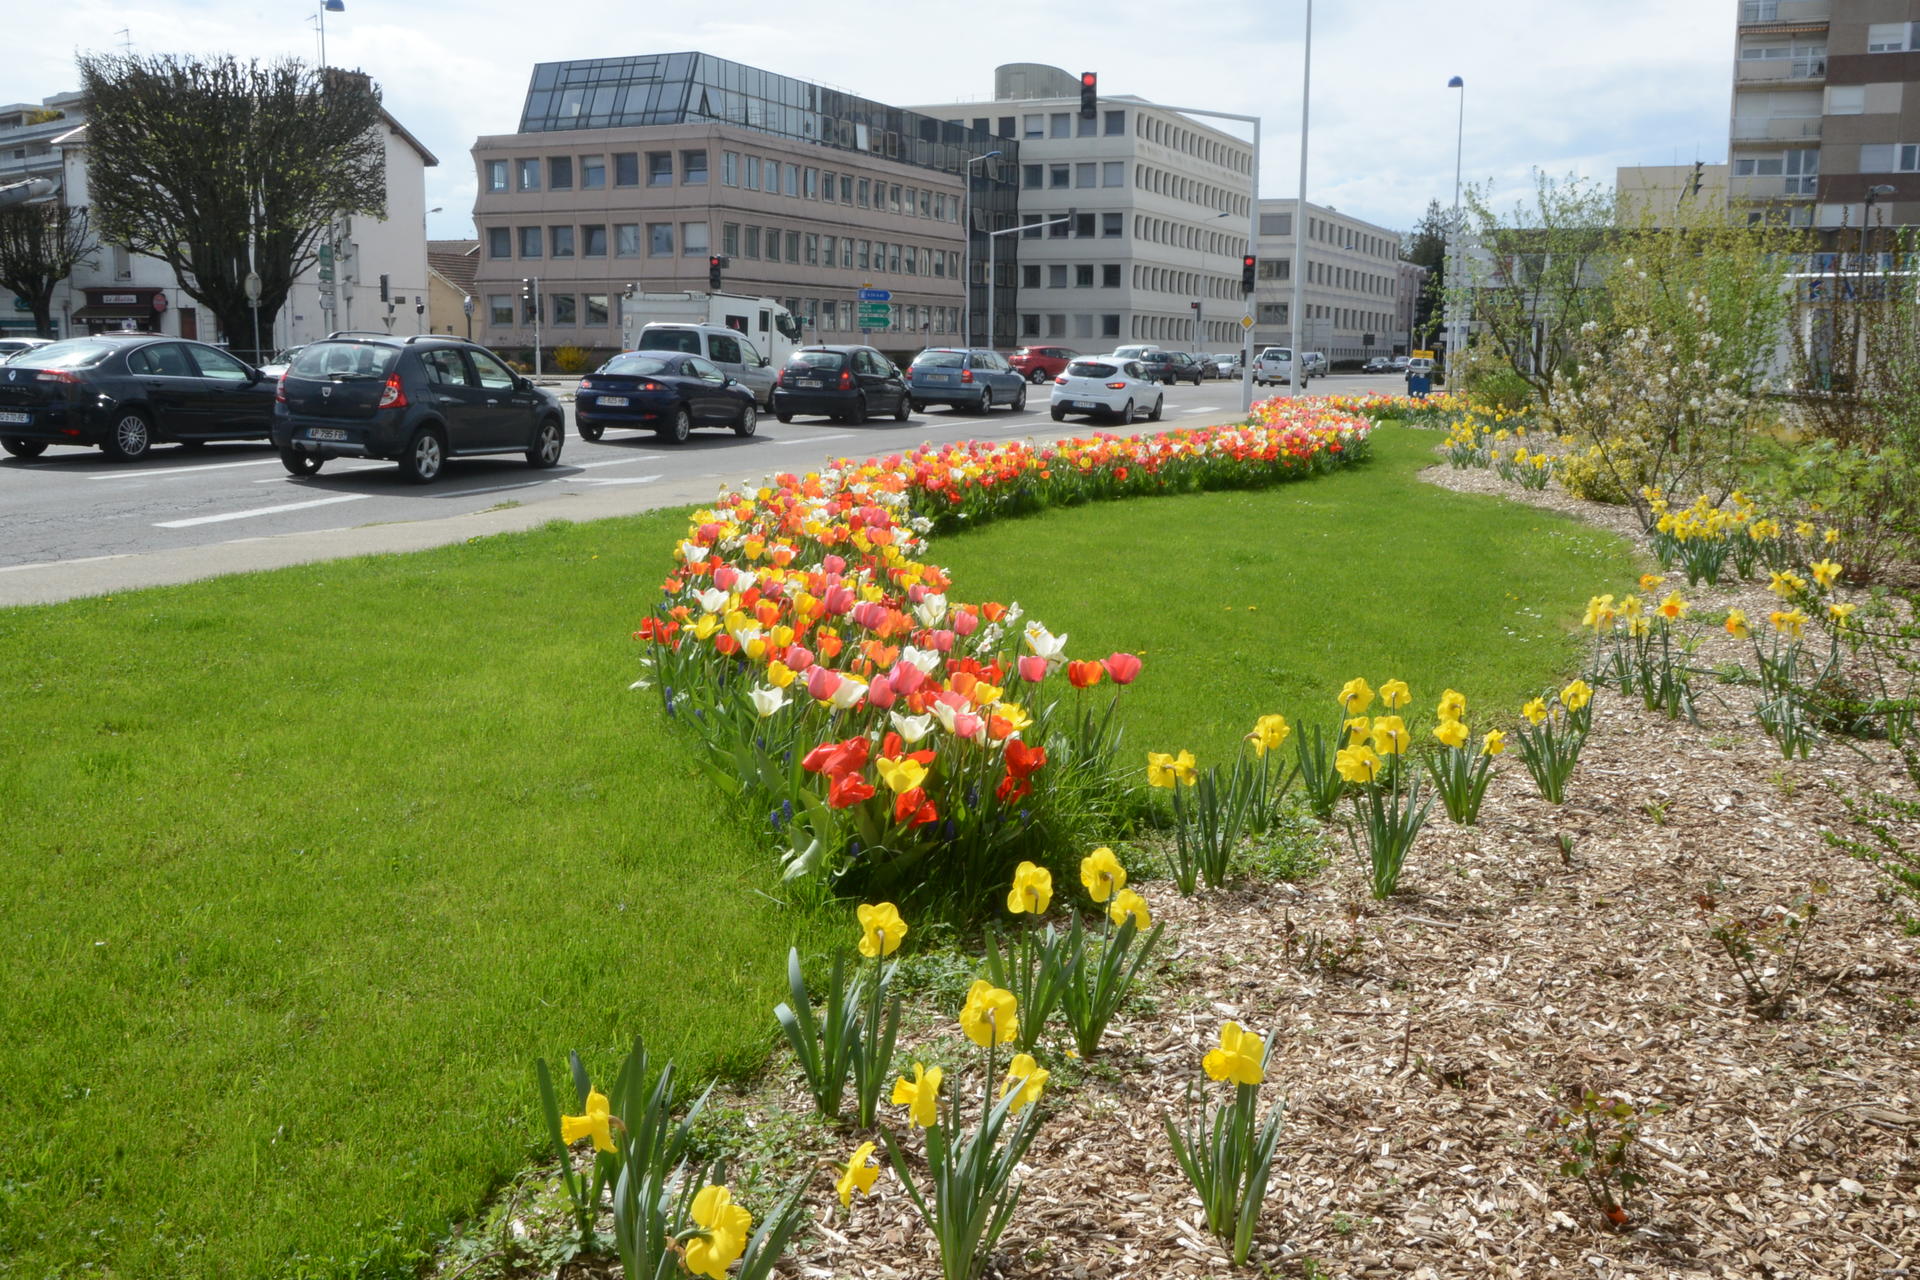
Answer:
[876, 756, 928, 794]
[560, 1088, 615, 1154]
[1248, 713, 1291, 757]
[1436, 688, 1468, 722]
[1202, 1021, 1266, 1086]
[1639, 573, 1665, 592]
[1481, 728, 1507, 756]
[1769, 608, 1808, 639]
[1378, 679, 1411, 710]
[836, 1141, 879, 1208]
[1338, 677, 1375, 714]
[1828, 601, 1856, 628]
[1370, 715, 1410, 756]
[958, 979, 1018, 1047]
[1433, 717, 1470, 749]
[1657, 592, 1688, 622]
[1001, 1052, 1049, 1114]
[1108, 887, 1151, 929]
[1725, 609, 1749, 639]
[1081, 846, 1127, 903]
[1769, 570, 1806, 598]
[857, 901, 907, 958]
[1621, 594, 1645, 621]
[1343, 715, 1372, 745]
[1335, 743, 1381, 784]
[1582, 595, 1618, 631]
[1810, 559, 1842, 589]
[684, 1185, 752, 1280]
[1522, 697, 1549, 726]
[1006, 861, 1053, 915]
[1560, 680, 1592, 713]
[1795, 520, 1815, 538]
[1147, 749, 1198, 787]
[1824, 527, 1840, 545]
[891, 1062, 943, 1128]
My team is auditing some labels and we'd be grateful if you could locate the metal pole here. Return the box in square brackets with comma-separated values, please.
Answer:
[534, 276, 542, 376]
[986, 231, 996, 354]
[1287, 0, 1312, 399]
[1240, 118, 1259, 412]
[1449, 77, 1465, 372]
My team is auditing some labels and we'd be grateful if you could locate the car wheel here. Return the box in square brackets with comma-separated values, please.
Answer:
[1116, 398, 1134, 424]
[1191, 374, 1202, 386]
[734, 402, 758, 437]
[397, 427, 446, 484]
[1050, 405, 1067, 422]
[577, 420, 604, 442]
[776, 410, 793, 424]
[663, 405, 692, 444]
[848, 395, 867, 426]
[909, 401, 926, 414]
[1149, 397, 1164, 422]
[1011, 383, 1026, 411]
[1, 437, 47, 458]
[1029, 368, 1048, 385]
[279, 448, 324, 477]
[527, 417, 564, 469]
[977, 388, 992, 415]
[893, 395, 910, 423]
[102, 408, 153, 461]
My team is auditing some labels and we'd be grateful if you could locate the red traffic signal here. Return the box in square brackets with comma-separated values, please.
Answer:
[1241, 255, 1257, 293]
[1079, 71, 1098, 120]
[708, 255, 723, 290]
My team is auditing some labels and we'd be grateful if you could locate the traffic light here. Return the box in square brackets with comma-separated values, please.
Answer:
[1079, 71, 1097, 120]
[709, 255, 723, 290]
[1241, 255, 1257, 293]
[379, 273, 390, 303]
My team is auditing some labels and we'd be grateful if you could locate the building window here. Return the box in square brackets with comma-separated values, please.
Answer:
[1048, 216, 1070, 239]
[1023, 114, 1044, 138]
[1102, 263, 1121, 288]
[805, 233, 819, 265]
[786, 229, 800, 260]
[1102, 212, 1123, 238]
[1078, 112, 1097, 137]
[551, 294, 576, 325]
[1259, 212, 1292, 236]
[1867, 22, 1915, 53]
[903, 246, 918, 275]
[1048, 265, 1068, 288]
[1023, 164, 1043, 190]
[745, 155, 761, 190]
[614, 152, 639, 186]
[889, 183, 902, 212]
[549, 156, 573, 190]
[1075, 213, 1095, 238]
[805, 167, 819, 199]
[842, 237, 856, 269]
[648, 222, 673, 256]
[486, 159, 508, 193]
[1047, 313, 1066, 336]
[516, 158, 540, 191]
[721, 151, 739, 186]
[1050, 112, 1071, 138]
[1103, 161, 1124, 187]
[1050, 164, 1069, 189]
[585, 294, 609, 327]
[785, 166, 800, 197]
[683, 222, 710, 256]
[489, 295, 513, 325]
[1104, 109, 1125, 136]
[744, 226, 761, 258]
[840, 175, 853, 202]
[1076, 162, 1097, 188]
[1021, 312, 1040, 334]
[549, 226, 575, 258]
[723, 222, 740, 257]
[487, 227, 511, 258]
[1075, 264, 1094, 288]
[615, 224, 639, 257]
[518, 226, 542, 258]
[904, 186, 917, 216]
[1022, 263, 1041, 289]
[765, 227, 781, 262]
[581, 155, 605, 189]
[1827, 85, 1865, 115]
[858, 240, 871, 270]
[647, 152, 673, 186]
[822, 170, 836, 202]
[682, 150, 708, 185]
[888, 243, 901, 272]
[1101, 313, 1120, 337]
[581, 224, 606, 257]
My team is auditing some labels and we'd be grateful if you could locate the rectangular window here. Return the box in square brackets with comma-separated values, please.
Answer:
[548, 156, 573, 190]
[1078, 112, 1097, 137]
[1023, 113, 1044, 138]
[1101, 313, 1121, 337]
[581, 224, 606, 257]
[1104, 109, 1125, 136]
[1050, 112, 1071, 138]
[889, 184, 902, 212]
[1102, 263, 1121, 288]
[1102, 161, 1124, 187]
[681, 150, 708, 185]
[1021, 312, 1040, 335]
[805, 167, 819, 198]
[1074, 314, 1093, 338]
[842, 237, 855, 269]
[1049, 265, 1068, 288]
[581, 155, 606, 189]
[745, 155, 760, 190]
[1021, 214, 1043, 240]
[486, 159, 508, 193]
[1048, 216, 1069, 239]
[840, 175, 853, 202]
[723, 222, 740, 257]
[1260, 212, 1292, 235]
[1076, 162, 1097, 188]
[487, 226, 511, 258]
[1075, 264, 1094, 288]
[615, 224, 639, 257]
[648, 222, 673, 256]
[904, 246, 918, 275]
[1022, 263, 1041, 289]
[785, 166, 799, 197]
[765, 160, 782, 193]
[1023, 164, 1043, 189]
[1050, 164, 1070, 188]
[744, 225, 761, 258]
[1047, 313, 1066, 336]
[765, 228, 780, 262]
[822, 170, 836, 202]
[998, 115, 1016, 137]
[683, 222, 710, 256]
[516, 158, 540, 191]
[805, 233, 819, 265]
[519, 226, 542, 258]
[489, 294, 513, 325]
[1102, 212, 1123, 238]
[1075, 213, 1094, 238]
[857, 177, 870, 207]
[614, 152, 639, 186]
[551, 294, 576, 326]
[858, 240, 871, 270]
[785, 229, 800, 260]
[919, 189, 930, 217]
[1868, 22, 1909, 53]
[722, 151, 739, 186]
[647, 152, 673, 186]
[549, 225, 575, 258]
[585, 294, 609, 327]
[888, 243, 901, 272]
[904, 186, 917, 216]
[1828, 85, 1865, 115]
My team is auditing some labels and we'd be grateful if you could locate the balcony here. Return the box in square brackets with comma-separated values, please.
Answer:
[1731, 175, 1818, 200]
[1739, 1, 1830, 27]
[1730, 116, 1823, 142]
[1735, 57, 1827, 83]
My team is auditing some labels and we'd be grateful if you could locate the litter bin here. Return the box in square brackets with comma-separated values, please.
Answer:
[1406, 372, 1432, 398]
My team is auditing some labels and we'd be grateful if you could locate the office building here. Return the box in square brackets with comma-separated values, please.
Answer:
[1250, 200, 1416, 361]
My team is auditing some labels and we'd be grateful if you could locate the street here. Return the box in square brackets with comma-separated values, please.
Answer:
[0, 372, 1411, 605]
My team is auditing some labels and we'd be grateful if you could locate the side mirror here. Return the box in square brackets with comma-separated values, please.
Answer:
[722, 375, 733, 386]
[515, 376, 532, 393]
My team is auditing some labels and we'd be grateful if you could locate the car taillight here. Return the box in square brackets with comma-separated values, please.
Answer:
[378, 372, 407, 409]
[34, 370, 77, 384]
[1054, 376, 1067, 385]
[1106, 381, 1127, 390]
[960, 368, 974, 383]
[837, 368, 852, 390]
[638, 380, 663, 393]
[776, 368, 787, 386]
[275, 372, 287, 403]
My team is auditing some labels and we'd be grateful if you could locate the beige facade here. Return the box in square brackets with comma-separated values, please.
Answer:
[470, 122, 967, 352]
[1251, 200, 1412, 361]
[1617, 164, 1733, 222]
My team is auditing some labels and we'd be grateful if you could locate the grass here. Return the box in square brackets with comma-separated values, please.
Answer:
[0, 424, 1638, 1279]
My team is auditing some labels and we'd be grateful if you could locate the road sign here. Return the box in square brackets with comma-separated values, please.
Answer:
[1240, 315, 1254, 330]
[244, 271, 262, 302]
[857, 303, 891, 324]
[318, 265, 334, 283]
[857, 288, 891, 302]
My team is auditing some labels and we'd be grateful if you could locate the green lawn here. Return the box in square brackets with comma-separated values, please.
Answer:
[0, 425, 1637, 1279]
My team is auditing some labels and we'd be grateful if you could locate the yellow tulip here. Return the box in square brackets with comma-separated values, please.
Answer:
[857, 902, 907, 958]
[1335, 743, 1381, 784]
[995, 702, 1033, 733]
[876, 756, 928, 794]
[836, 1141, 879, 1208]
[958, 979, 1018, 1047]
[1378, 679, 1411, 710]
[1202, 1021, 1266, 1086]
[692, 613, 721, 641]
[1000, 1053, 1049, 1114]
[891, 1062, 943, 1128]
[1108, 888, 1151, 929]
[559, 1088, 615, 1154]
[1481, 729, 1507, 756]
[765, 660, 797, 689]
[1247, 713, 1291, 757]
[1522, 698, 1549, 726]
[1560, 680, 1592, 713]
[684, 1185, 752, 1280]
[1338, 677, 1375, 714]
[1432, 718, 1470, 750]
[1080, 846, 1127, 903]
[1370, 715, 1410, 757]
[1006, 861, 1053, 915]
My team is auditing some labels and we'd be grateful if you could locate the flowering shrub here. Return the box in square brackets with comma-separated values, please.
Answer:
[632, 413, 1371, 904]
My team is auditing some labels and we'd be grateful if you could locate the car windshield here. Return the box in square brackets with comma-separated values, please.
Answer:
[9, 339, 115, 371]
[787, 351, 846, 370]
[601, 355, 677, 377]
[636, 329, 700, 354]
[912, 351, 964, 369]
[1067, 361, 1117, 378]
[289, 343, 401, 380]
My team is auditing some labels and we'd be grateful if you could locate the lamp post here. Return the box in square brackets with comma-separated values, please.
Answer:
[961, 149, 1001, 348]
[1446, 75, 1465, 372]
[987, 212, 1072, 357]
[522, 276, 542, 376]
[1862, 183, 1895, 267]
[1283, 0, 1313, 399]
[312, 0, 345, 68]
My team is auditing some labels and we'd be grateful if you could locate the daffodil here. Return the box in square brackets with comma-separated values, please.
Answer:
[1828, 601, 1855, 628]
[1823, 527, 1840, 546]
[1639, 573, 1665, 592]
[1769, 608, 1808, 638]
[1146, 749, 1197, 787]
[1335, 742, 1381, 784]
[1081, 846, 1127, 903]
[1006, 861, 1053, 915]
[1248, 713, 1291, 757]
[1725, 609, 1749, 639]
[891, 1062, 943, 1127]
[1378, 678, 1411, 710]
[857, 901, 907, 958]
[1769, 570, 1807, 598]
[1370, 715, 1410, 756]
[836, 1141, 879, 1208]
[1343, 715, 1372, 745]
[1338, 677, 1375, 714]
[1108, 888, 1151, 929]
[1436, 688, 1467, 722]
[958, 979, 1018, 1047]
[1522, 697, 1549, 726]
[1657, 592, 1688, 622]
[1433, 717, 1470, 749]
[1560, 679, 1592, 713]
[1481, 729, 1507, 756]
[559, 1087, 615, 1154]
[1810, 558, 1842, 589]
[1202, 1021, 1266, 1086]
[1000, 1052, 1049, 1114]
[684, 1185, 752, 1280]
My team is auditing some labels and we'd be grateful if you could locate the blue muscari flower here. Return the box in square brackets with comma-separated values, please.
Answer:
[769, 807, 787, 831]
[849, 838, 863, 858]
[781, 799, 794, 822]
[942, 818, 956, 842]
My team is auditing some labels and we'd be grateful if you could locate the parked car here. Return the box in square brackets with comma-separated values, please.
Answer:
[1050, 356, 1164, 425]
[772, 345, 910, 424]
[0, 336, 55, 363]
[576, 352, 757, 443]
[1185, 352, 1221, 380]
[1363, 356, 1392, 374]
[256, 345, 308, 380]
[1302, 351, 1329, 377]
[1212, 352, 1243, 377]
[1008, 345, 1081, 384]
[634, 322, 776, 410]
[0, 333, 275, 460]
[1390, 355, 1410, 372]
[1251, 346, 1299, 387]
[906, 347, 1028, 414]
[272, 333, 566, 482]
[1109, 344, 1177, 384]
[1164, 351, 1207, 385]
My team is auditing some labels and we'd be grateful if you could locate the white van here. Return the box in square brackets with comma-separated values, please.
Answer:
[635, 323, 777, 409]
[1252, 346, 1299, 387]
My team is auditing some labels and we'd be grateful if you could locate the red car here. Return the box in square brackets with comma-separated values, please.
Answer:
[1008, 345, 1082, 385]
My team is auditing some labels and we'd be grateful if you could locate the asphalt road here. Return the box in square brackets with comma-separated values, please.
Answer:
[0, 372, 1414, 606]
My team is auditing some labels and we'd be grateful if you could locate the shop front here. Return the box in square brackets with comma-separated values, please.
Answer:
[73, 287, 169, 334]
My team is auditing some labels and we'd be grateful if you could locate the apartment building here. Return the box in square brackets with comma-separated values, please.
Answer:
[1249, 200, 1414, 361]
[1730, 0, 1920, 230]
[913, 64, 1254, 351]
[469, 53, 1013, 355]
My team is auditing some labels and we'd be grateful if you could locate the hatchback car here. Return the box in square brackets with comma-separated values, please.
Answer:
[906, 348, 1028, 414]
[1252, 347, 1299, 387]
[1008, 345, 1080, 384]
[272, 334, 565, 482]
[576, 352, 757, 443]
[772, 345, 910, 424]
[0, 334, 275, 459]
[1109, 345, 1177, 384]
[1164, 352, 1208, 385]
[1050, 357, 1164, 424]
[1213, 352, 1243, 377]
[1363, 356, 1392, 373]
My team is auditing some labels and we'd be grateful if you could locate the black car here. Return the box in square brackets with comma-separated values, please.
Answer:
[1109, 345, 1177, 384]
[1363, 357, 1392, 374]
[0, 334, 275, 460]
[272, 333, 566, 483]
[1164, 352, 1207, 386]
[576, 352, 757, 443]
[771, 345, 911, 424]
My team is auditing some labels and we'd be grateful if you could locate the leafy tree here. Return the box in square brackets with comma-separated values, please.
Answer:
[75, 53, 387, 361]
[0, 201, 95, 337]
[1403, 199, 1449, 347]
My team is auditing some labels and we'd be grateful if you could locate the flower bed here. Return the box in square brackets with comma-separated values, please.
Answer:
[633, 408, 1372, 904]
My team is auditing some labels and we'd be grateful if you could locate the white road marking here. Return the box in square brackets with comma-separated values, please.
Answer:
[764, 432, 853, 445]
[569, 474, 662, 486]
[1181, 405, 1223, 414]
[568, 455, 665, 467]
[91, 457, 283, 480]
[428, 479, 554, 499]
[154, 494, 371, 528]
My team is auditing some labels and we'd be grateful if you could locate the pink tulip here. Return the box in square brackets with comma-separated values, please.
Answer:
[1018, 654, 1050, 683]
[952, 609, 980, 637]
[867, 674, 896, 709]
[1103, 652, 1143, 685]
[712, 564, 739, 590]
[806, 666, 843, 701]
[824, 585, 856, 616]
[823, 554, 847, 574]
[952, 711, 983, 739]
[907, 584, 929, 604]
[890, 662, 927, 694]
[785, 644, 816, 672]
[851, 601, 886, 630]
[929, 629, 955, 652]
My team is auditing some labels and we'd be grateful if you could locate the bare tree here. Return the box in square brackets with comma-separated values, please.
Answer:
[75, 53, 387, 361]
[0, 201, 95, 337]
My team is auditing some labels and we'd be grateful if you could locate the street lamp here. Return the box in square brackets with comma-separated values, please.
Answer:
[313, 0, 345, 68]
[987, 212, 1073, 357]
[522, 276, 542, 376]
[1446, 75, 1465, 371]
[961, 149, 1001, 348]
[1286, 0, 1314, 399]
[1862, 183, 1895, 266]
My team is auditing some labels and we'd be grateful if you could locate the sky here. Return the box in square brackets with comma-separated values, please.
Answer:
[10, 0, 1737, 241]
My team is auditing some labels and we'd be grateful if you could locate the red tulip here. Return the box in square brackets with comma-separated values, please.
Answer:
[1067, 659, 1104, 689]
[1102, 652, 1143, 685]
[1004, 739, 1047, 779]
[828, 772, 876, 808]
[894, 787, 938, 827]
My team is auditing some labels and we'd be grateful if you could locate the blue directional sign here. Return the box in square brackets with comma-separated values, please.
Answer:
[857, 288, 891, 302]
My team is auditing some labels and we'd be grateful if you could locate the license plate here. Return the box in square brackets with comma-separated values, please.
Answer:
[308, 427, 348, 441]
[1072, 401, 1099, 410]
[598, 396, 629, 407]
[0, 411, 28, 425]
[925, 373, 952, 383]
[795, 377, 821, 387]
